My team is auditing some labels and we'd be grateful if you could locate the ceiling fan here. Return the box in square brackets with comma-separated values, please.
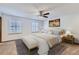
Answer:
[39, 10, 50, 18]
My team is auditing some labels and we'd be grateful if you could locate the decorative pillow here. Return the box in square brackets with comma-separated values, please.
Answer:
[52, 30, 59, 35]
[51, 29, 65, 35]
[40, 29, 53, 34]
[40, 29, 65, 35]
[40, 29, 48, 33]
[59, 29, 65, 35]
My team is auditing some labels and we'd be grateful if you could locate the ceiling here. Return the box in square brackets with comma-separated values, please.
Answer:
[0, 3, 79, 20]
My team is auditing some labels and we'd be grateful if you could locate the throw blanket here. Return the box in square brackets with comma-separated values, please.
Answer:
[32, 36, 49, 55]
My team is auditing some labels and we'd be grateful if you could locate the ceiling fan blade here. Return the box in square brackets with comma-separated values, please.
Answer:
[43, 12, 49, 15]
[43, 15, 48, 18]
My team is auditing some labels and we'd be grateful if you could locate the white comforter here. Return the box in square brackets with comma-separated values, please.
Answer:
[32, 33, 61, 48]
[22, 33, 61, 55]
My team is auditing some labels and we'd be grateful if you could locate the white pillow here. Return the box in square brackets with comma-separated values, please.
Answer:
[40, 29, 48, 33]
[40, 28, 61, 35]
[52, 30, 59, 35]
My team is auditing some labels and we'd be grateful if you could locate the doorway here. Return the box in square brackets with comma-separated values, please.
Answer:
[0, 17, 2, 43]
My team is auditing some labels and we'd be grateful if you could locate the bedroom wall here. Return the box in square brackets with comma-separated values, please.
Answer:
[44, 13, 79, 34]
[2, 13, 32, 41]
[2, 13, 44, 41]
[60, 14, 79, 34]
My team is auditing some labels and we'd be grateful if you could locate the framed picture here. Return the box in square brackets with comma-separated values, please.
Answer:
[49, 18, 60, 27]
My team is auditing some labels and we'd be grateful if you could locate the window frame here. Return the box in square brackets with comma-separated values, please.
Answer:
[8, 19, 22, 34]
[32, 20, 39, 33]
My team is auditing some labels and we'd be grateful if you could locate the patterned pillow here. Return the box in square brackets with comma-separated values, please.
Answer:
[59, 29, 65, 35]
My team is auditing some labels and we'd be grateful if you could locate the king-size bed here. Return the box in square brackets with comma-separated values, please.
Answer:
[22, 32, 62, 55]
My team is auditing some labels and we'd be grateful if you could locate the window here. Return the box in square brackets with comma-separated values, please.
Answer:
[32, 20, 39, 32]
[9, 19, 22, 34]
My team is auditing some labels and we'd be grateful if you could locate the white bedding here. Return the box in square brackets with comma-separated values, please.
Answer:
[32, 36, 49, 55]
[32, 33, 61, 48]
[22, 33, 61, 55]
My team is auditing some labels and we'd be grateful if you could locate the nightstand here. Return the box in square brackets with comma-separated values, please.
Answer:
[62, 34, 75, 44]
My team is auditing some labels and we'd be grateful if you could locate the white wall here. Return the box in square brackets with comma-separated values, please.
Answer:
[2, 14, 33, 41]
[2, 12, 79, 41]
[60, 14, 79, 34]
[1, 13, 44, 41]
[44, 13, 79, 34]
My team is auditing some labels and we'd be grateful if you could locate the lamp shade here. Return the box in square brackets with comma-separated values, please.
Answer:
[65, 30, 72, 35]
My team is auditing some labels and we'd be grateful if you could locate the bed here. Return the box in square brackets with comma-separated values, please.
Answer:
[32, 33, 61, 48]
[22, 31, 62, 54]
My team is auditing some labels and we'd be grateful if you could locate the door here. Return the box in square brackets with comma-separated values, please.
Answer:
[0, 17, 2, 43]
